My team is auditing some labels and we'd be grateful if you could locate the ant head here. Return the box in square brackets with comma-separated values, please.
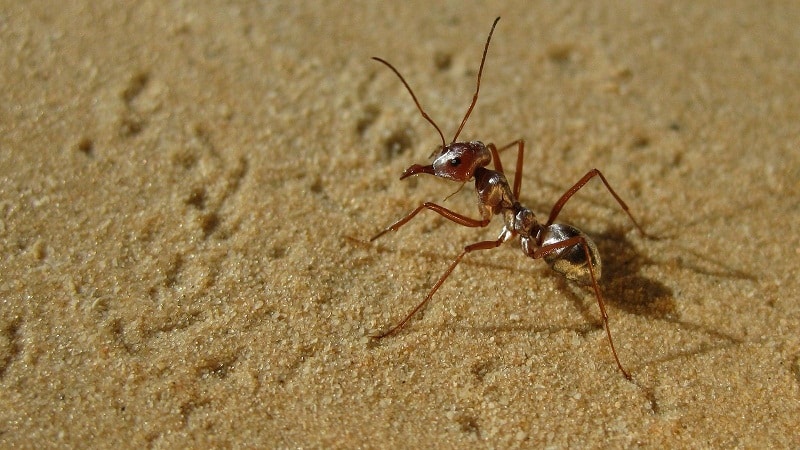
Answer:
[373, 17, 501, 182]
[400, 141, 490, 181]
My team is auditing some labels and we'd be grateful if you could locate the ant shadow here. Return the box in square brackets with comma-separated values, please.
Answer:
[454, 223, 747, 385]
[436, 224, 676, 336]
[593, 226, 675, 319]
[350, 224, 673, 328]
[350, 211, 752, 381]
[362, 224, 746, 379]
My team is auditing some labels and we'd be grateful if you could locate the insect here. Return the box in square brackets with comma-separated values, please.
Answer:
[369, 17, 648, 379]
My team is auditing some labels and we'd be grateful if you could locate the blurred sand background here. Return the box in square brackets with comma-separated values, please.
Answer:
[1, 1, 799, 447]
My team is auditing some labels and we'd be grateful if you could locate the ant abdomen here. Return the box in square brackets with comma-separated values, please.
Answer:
[538, 224, 602, 285]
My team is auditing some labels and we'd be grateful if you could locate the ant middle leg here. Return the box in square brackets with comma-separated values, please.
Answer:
[373, 236, 508, 339]
[545, 168, 647, 236]
[370, 202, 490, 242]
[532, 235, 631, 379]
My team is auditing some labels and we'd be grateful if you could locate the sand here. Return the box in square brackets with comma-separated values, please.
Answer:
[1, 1, 799, 447]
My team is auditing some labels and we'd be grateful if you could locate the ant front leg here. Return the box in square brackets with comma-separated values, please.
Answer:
[546, 169, 648, 236]
[370, 202, 490, 242]
[488, 140, 525, 199]
[532, 235, 631, 379]
[373, 235, 508, 339]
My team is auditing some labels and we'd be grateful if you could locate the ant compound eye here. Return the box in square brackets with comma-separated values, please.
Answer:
[449, 157, 461, 166]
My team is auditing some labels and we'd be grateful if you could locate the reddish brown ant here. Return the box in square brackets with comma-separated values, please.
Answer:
[369, 17, 648, 380]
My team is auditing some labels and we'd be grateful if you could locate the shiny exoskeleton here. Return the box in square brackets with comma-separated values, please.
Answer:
[369, 18, 647, 380]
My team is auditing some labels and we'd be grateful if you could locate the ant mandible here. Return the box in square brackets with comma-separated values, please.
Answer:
[369, 17, 648, 380]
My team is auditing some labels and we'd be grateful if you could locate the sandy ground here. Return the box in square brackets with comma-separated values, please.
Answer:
[1, 1, 799, 448]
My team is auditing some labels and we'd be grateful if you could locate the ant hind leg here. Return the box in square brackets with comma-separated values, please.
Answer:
[532, 235, 632, 380]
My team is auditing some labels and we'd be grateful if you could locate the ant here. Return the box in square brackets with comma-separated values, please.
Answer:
[369, 17, 648, 380]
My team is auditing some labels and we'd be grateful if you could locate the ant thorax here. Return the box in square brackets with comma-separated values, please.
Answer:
[473, 166, 515, 220]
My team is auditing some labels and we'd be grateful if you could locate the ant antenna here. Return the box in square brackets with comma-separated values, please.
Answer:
[372, 57, 447, 151]
[451, 16, 500, 143]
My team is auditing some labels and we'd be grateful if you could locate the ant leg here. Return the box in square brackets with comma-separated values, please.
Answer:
[532, 235, 631, 379]
[487, 143, 505, 174]
[488, 140, 526, 199]
[545, 169, 647, 236]
[370, 202, 490, 242]
[373, 236, 508, 339]
[503, 140, 526, 200]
